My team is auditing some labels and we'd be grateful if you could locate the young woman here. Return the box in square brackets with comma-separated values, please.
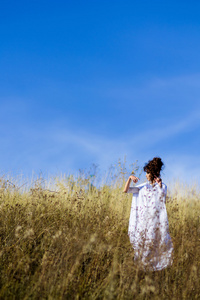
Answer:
[124, 157, 173, 271]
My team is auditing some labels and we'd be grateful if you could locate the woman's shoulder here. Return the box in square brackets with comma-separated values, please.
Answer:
[135, 182, 167, 190]
[135, 182, 146, 187]
[135, 182, 148, 189]
[162, 182, 167, 192]
[161, 182, 167, 189]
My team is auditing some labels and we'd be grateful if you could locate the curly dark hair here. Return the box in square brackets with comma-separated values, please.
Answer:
[143, 157, 164, 182]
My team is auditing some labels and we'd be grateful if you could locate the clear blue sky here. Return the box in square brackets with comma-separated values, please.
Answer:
[1, 0, 200, 184]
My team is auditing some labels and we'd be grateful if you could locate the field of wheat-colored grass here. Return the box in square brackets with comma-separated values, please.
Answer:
[0, 166, 199, 299]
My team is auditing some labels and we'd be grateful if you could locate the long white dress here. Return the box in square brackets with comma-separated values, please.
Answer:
[128, 182, 173, 271]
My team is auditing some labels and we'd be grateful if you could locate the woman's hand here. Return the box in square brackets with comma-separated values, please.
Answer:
[129, 175, 139, 183]
[155, 177, 162, 188]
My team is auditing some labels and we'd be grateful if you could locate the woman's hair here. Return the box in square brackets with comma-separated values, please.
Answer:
[143, 157, 164, 182]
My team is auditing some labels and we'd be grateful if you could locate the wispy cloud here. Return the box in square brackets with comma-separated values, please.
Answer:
[127, 109, 200, 147]
[3, 108, 197, 181]
[102, 73, 200, 103]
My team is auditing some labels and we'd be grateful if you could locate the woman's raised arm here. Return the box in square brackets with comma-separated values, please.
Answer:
[123, 175, 139, 193]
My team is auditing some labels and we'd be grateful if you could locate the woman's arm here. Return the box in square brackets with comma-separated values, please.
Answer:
[123, 175, 139, 193]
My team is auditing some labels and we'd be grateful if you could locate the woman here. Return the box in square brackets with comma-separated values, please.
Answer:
[124, 157, 173, 271]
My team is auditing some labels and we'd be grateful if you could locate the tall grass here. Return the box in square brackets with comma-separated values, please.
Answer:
[0, 169, 199, 299]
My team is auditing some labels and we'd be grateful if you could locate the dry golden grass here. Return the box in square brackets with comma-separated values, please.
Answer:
[0, 171, 199, 299]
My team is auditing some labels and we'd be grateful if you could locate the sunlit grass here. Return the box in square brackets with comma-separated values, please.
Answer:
[0, 168, 199, 299]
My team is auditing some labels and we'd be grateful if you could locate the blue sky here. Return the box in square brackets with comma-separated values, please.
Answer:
[1, 0, 200, 184]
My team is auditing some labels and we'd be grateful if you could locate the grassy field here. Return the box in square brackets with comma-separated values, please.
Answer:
[0, 170, 199, 299]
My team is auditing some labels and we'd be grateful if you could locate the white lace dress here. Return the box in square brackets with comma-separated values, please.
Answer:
[128, 182, 173, 271]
